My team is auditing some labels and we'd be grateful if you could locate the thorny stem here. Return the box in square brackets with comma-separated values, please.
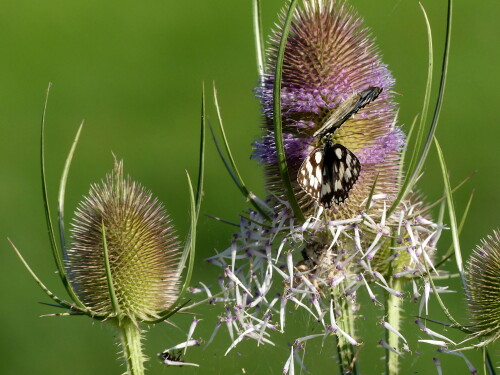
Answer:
[385, 278, 402, 375]
[332, 287, 358, 374]
[118, 317, 145, 375]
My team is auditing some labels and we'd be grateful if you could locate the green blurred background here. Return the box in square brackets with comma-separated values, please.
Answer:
[0, 0, 498, 374]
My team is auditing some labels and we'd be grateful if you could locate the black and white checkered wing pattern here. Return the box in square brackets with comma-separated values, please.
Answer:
[298, 147, 325, 202]
[321, 143, 361, 206]
[298, 143, 361, 208]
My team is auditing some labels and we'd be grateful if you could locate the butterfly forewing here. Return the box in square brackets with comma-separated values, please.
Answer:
[298, 142, 361, 208]
[313, 86, 382, 138]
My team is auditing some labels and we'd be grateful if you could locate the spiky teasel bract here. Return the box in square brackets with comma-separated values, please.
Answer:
[253, 0, 404, 220]
[465, 229, 500, 341]
[68, 159, 181, 321]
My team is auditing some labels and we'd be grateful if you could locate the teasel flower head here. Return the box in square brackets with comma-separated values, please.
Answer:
[465, 229, 500, 341]
[205, 2, 448, 371]
[253, 0, 404, 220]
[11, 85, 202, 375]
[67, 159, 182, 322]
[11, 109, 202, 375]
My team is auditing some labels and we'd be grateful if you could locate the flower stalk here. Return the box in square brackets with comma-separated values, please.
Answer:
[385, 278, 402, 375]
[119, 317, 145, 375]
[332, 286, 358, 374]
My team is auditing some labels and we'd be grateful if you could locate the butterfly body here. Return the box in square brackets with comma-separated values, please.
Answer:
[297, 86, 382, 208]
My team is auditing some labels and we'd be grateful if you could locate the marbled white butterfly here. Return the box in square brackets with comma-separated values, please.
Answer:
[297, 87, 382, 208]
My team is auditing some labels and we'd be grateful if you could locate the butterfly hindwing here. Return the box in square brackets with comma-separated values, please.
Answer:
[321, 141, 361, 207]
[298, 141, 361, 208]
[297, 147, 324, 201]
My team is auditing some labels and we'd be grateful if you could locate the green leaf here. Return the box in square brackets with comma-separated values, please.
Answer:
[153, 171, 197, 323]
[196, 83, 206, 218]
[205, 214, 240, 227]
[147, 299, 191, 324]
[434, 189, 474, 269]
[39, 83, 68, 296]
[180, 170, 197, 299]
[155, 88, 207, 322]
[485, 348, 497, 375]
[423, 259, 465, 331]
[208, 123, 271, 221]
[408, 4, 434, 183]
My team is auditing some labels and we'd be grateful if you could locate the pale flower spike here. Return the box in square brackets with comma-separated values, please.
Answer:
[207, 193, 438, 365]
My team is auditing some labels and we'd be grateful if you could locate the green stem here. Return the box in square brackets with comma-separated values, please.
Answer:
[332, 288, 357, 374]
[118, 317, 145, 375]
[385, 278, 402, 375]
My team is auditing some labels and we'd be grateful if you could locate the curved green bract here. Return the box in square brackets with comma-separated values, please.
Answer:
[434, 138, 464, 286]
[101, 222, 121, 317]
[252, 0, 266, 79]
[388, 0, 453, 218]
[154, 86, 206, 322]
[40, 84, 68, 296]
[212, 84, 272, 221]
[57, 121, 87, 309]
[273, 0, 305, 223]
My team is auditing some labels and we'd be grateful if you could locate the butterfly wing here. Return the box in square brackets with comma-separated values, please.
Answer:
[297, 147, 325, 201]
[298, 142, 361, 208]
[321, 142, 361, 207]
